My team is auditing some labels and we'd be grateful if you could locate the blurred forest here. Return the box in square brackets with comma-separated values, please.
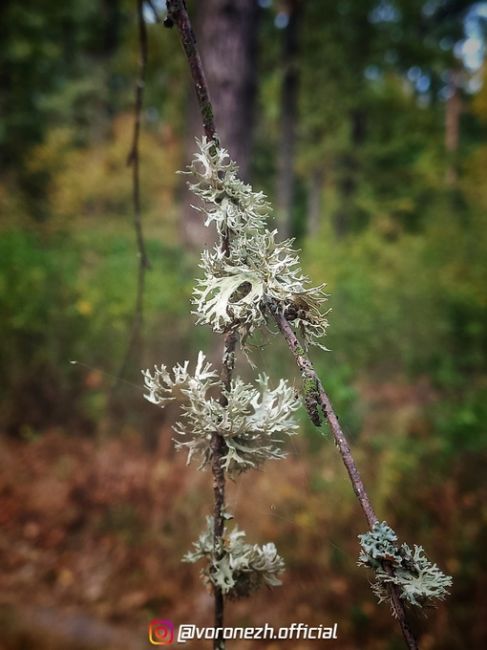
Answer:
[0, 0, 486, 648]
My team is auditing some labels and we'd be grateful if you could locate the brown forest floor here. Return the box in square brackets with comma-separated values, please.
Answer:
[0, 380, 483, 649]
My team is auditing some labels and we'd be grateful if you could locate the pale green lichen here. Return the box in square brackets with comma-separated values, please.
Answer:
[358, 521, 452, 613]
[183, 515, 285, 599]
[183, 137, 329, 351]
[142, 352, 300, 477]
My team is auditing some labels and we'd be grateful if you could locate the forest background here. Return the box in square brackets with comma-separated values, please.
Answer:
[0, 1, 486, 648]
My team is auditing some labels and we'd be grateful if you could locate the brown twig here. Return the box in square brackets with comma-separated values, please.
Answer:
[166, 3, 231, 647]
[270, 303, 418, 650]
[113, 0, 151, 390]
[271, 305, 377, 527]
[211, 328, 237, 646]
[166, 0, 219, 146]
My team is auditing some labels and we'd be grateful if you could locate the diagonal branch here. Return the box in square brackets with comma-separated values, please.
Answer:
[270, 303, 418, 650]
[166, 0, 219, 146]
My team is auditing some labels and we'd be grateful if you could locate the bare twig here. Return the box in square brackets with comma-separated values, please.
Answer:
[113, 0, 151, 390]
[166, 3, 231, 647]
[166, 0, 219, 145]
[270, 303, 377, 527]
[211, 328, 237, 645]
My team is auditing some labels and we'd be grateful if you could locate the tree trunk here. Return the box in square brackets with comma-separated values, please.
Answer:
[276, 0, 301, 239]
[307, 166, 324, 236]
[333, 108, 366, 237]
[445, 69, 461, 186]
[181, 0, 260, 249]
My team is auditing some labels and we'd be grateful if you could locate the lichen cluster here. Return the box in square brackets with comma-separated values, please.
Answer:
[185, 137, 329, 349]
[143, 352, 299, 477]
[144, 140, 452, 613]
[142, 139, 324, 598]
[183, 515, 285, 599]
[358, 521, 452, 612]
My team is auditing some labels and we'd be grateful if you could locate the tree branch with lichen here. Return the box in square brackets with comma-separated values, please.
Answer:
[164, 3, 228, 647]
[154, 3, 452, 650]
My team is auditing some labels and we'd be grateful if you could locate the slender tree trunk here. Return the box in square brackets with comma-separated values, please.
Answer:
[276, 0, 301, 239]
[307, 166, 324, 235]
[445, 69, 461, 186]
[333, 108, 366, 237]
[181, 0, 259, 249]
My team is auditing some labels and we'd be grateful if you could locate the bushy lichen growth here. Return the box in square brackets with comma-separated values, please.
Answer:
[183, 137, 329, 350]
[358, 521, 452, 612]
[144, 139, 451, 619]
[142, 346, 296, 599]
[143, 138, 316, 603]
[183, 515, 285, 599]
[142, 352, 300, 477]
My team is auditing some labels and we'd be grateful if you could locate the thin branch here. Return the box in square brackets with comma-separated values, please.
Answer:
[166, 3, 230, 648]
[212, 328, 237, 646]
[270, 303, 419, 650]
[113, 0, 151, 389]
[166, 0, 219, 145]
[271, 304, 377, 527]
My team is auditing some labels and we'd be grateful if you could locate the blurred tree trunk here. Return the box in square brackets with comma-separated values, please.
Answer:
[445, 69, 462, 186]
[307, 167, 324, 235]
[276, 0, 301, 239]
[182, 0, 260, 249]
[101, 0, 122, 125]
[101, 0, 121, 56]
[333, 108, 366, 237]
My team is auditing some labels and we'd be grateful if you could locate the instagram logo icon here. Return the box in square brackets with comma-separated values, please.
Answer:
[148, 619, 174, 645]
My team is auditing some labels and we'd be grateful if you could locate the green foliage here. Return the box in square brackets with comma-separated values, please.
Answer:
[304, 202, 487, 379]
[25, 115, 181, 227]
[431, 384, 487, 457]
[0, 228, 192, 432]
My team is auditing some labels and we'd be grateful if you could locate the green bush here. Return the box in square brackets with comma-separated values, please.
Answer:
[0, 228, 194, 433]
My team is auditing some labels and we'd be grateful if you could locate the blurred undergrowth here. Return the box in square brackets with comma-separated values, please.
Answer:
[1, 2, 487, 645]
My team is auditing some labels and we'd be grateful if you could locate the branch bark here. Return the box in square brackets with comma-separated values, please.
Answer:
[166, 0, 218, 145]
[270, 303, 418, 650]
